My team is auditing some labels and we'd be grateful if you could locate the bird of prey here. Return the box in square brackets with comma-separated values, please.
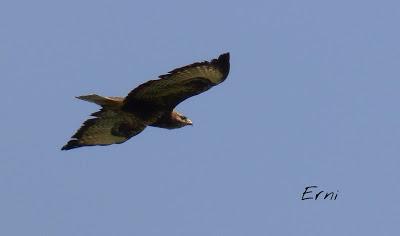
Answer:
[62, 52, 230, 150]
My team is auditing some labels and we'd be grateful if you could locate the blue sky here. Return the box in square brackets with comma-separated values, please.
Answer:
[1, 0, 399, 235]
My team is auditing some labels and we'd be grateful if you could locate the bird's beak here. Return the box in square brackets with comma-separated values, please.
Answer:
[187, 119, 193, 126]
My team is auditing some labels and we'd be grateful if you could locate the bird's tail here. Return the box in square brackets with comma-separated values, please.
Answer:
[76, 94, 124, 107]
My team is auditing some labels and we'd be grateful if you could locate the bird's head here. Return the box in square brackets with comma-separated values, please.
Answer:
[172, 111, 193, 128]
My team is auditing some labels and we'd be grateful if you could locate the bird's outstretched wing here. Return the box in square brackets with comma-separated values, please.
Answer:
[62, 108, 146, 150]
[122, 53, 230, 115]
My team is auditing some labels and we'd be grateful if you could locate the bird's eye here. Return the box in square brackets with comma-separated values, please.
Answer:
[181, 116, 187, 120]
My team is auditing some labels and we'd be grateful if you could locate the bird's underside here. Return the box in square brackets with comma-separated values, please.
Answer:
[62, 52, 230, 150]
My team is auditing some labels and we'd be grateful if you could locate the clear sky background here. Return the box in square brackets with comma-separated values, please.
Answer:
[1, 0, 399, 235]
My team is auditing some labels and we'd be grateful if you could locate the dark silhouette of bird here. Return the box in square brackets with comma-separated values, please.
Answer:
[62, 53, 230, 150]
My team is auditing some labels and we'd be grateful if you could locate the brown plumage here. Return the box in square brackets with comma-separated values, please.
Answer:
[62, 53, 230, 150]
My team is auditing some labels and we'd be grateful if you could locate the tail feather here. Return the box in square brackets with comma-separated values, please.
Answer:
[76, 94, 124, 107]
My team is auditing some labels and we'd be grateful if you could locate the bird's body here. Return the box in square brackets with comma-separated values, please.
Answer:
[62, 53, 230, 150]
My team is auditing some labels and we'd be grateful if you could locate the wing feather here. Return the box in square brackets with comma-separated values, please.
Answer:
[122, 53, 230, 113]
[62, 109, 146, 150]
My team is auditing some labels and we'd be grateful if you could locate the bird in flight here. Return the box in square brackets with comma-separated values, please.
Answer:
[62, 52, 230, 150]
